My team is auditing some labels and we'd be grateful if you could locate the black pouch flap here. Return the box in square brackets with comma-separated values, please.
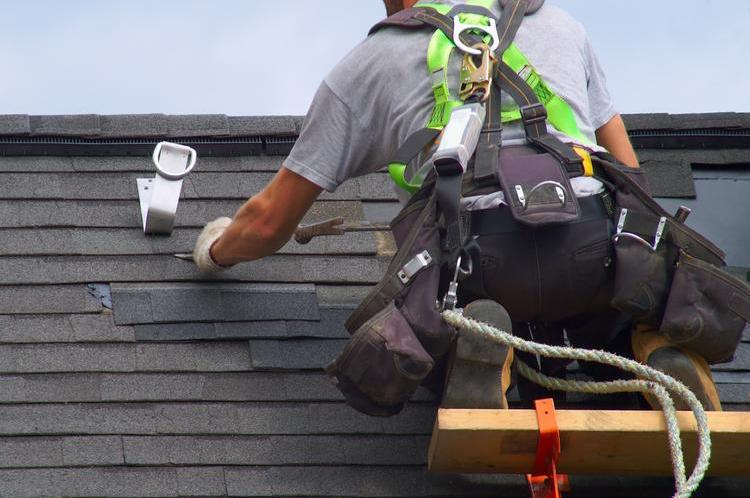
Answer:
[496, 147, 580, 227]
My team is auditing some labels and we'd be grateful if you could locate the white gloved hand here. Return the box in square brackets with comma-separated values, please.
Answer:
[193, 217, 233, 272]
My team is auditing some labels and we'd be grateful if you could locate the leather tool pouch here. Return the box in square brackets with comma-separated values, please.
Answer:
[330, 188, 455, 416]
[660, 251, 750, 364]
[496, 147, 580, 227]
[326, 302, 434, 417]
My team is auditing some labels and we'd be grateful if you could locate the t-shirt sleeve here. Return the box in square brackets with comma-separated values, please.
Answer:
[584, 36, 617, 131]
[284, 80, 379, 193]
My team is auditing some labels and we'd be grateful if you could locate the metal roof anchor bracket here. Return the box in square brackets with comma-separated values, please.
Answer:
[137, 142, 197, 235]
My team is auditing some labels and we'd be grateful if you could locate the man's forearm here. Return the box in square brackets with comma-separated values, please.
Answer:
[207, 166, 323, 267]
[595, 114, 640, 168]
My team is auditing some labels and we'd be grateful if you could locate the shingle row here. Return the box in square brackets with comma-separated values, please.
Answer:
[0, 172, 395, 200]
[0, 114, 304, 138]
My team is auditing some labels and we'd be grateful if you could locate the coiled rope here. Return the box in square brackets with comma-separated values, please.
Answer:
[441, 309, 712, 498]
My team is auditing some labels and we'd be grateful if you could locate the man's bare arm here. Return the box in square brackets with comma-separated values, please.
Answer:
[208, 166, 323, 266]
[595, 114, 639, 168]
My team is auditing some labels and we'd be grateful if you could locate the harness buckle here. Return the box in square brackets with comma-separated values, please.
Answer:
[452, 15, 499, 55]
[460, 43, 495, 102]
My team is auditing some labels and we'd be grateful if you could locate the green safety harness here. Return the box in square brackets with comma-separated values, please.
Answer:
[375, 0, 592, 194]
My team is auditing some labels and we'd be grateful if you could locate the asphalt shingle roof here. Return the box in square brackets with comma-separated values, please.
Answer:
[0, 112, 746, 497]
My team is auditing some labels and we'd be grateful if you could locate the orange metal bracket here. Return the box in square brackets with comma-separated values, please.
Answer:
[526, 399, 570, 498]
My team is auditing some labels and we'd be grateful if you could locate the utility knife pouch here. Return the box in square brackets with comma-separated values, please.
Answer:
[496, 147, 580, 227]
[660, 251, 750, 364]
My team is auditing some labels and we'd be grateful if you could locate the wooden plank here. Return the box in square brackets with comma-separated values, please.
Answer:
[428, 409, 750, 476]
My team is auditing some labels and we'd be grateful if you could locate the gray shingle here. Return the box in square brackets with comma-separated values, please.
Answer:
[0, 467, 200, 497]
[135, 342, 251, 372]
[248, 339, 346, 370]
[227, 115, 301, 136]
[29, 114, 101, 137]
[0, 156, 74, 172]
[111, 283, 318, 325]
[224, 466, 521, 497]
[0, 115, 30, 135]
[61, 436, 124, 466]
[134, 308, 351, 341]
[0, 342, 253, 374]
[0, 402, 434, 435]
[641, 160, 696, 198]
[0, 314, 134, 343]
[0, 172, 395, 201]
[123, 435, 426, 466]
[0, 286, 101, 314]
[62, 155, 283, 173]
[0, 373, 103, 403]
[165, 114, 229, 137]
[99, 114, 170, 138]
[0, 255, 388, 285]
[713, 342, 750, 371]
[0, 198, 369, 229]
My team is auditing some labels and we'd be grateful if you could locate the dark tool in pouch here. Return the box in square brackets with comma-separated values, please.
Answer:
[327, 0, 750, 416]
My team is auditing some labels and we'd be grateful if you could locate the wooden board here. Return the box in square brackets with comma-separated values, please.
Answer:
[428, 409, 750, 476]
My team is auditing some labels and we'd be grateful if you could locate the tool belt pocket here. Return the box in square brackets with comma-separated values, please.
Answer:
[610, 208, 673, 325]
[496, 148, 580, 227]
[326, 302, 434, 417]
[660, 251, 750, 364]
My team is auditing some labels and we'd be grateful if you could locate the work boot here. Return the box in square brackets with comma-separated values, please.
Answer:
[632, 325, 722, 411]
[442, 300, 514, 409]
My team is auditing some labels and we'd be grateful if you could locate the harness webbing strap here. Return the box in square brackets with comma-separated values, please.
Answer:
[473, 0, 528, 184]
[496, 60, 584, 169]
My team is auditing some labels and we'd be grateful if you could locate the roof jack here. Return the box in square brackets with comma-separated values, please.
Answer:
[137, 142, 197, 235]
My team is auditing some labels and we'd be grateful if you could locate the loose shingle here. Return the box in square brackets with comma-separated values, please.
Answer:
[111, 283, 319, 325]
[29, 114, 101, 137]
[123, 435, 426, 466]
[134, 308, 351, 341]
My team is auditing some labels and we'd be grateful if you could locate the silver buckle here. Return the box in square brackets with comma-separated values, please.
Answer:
[137, 142, 198, 235]
[397, 251, 433, 285]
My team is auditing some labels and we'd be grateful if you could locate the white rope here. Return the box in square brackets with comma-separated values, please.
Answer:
[442, 309, 712, 498]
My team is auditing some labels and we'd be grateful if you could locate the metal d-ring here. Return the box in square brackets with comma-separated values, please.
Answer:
[453, 15, 499, 55]
[519, 181, 567, 211]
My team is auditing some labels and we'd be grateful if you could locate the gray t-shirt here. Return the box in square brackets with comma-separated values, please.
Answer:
[285, 1, 616, 193]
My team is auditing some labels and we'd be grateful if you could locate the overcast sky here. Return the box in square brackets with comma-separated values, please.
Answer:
[1, 0, 749, 116]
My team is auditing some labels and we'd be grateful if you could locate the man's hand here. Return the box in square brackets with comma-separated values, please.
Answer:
[193, 217, 233, 272]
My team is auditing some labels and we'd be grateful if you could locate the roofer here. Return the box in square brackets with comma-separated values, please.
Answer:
[192, 0, 748, 415]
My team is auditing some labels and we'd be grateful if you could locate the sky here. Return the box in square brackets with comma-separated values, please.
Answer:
[0, 0, 749, 116]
